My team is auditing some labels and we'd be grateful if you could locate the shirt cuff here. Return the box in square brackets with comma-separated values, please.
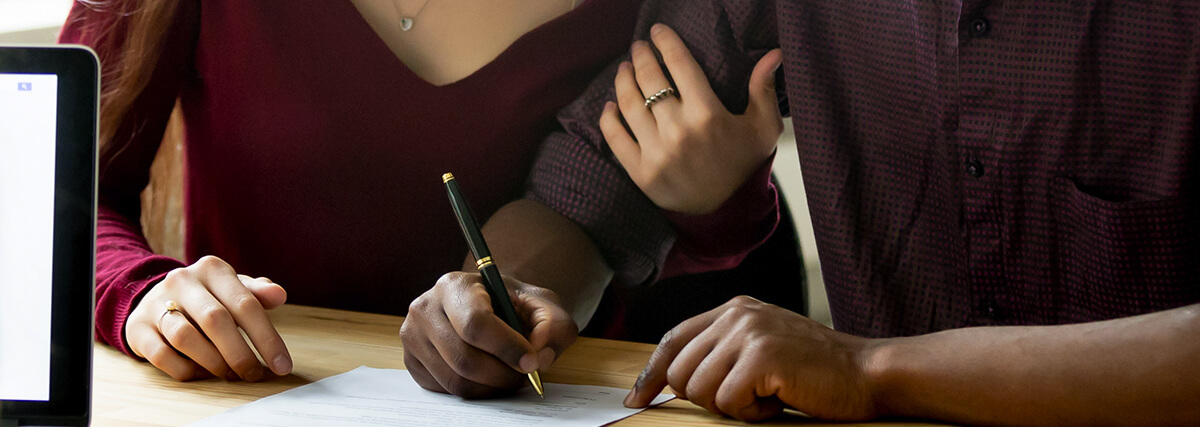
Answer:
[101, 256, 183, 358]
[661, 153, 781, 274]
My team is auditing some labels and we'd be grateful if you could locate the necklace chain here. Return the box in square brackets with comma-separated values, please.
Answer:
[392, 0, 431, 32]
[391, 0, 582, 32]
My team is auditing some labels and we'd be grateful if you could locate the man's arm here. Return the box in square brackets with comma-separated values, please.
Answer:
[873, 302, 1200, 425]
[625, 296, 1200, 425]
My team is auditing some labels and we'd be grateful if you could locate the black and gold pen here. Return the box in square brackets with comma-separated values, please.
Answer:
[442, 172, 545, 398]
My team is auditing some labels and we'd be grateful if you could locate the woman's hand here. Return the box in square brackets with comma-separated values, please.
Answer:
[623, 296, 881, 422]
[124, 255, 292, 381]
[600, 24, 784, 215]
[401, 272, 578, 398]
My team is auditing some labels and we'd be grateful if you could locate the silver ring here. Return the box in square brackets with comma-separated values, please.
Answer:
[644, 87, 677, 108]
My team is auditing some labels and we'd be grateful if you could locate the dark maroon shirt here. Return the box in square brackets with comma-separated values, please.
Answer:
[60, 0, 648, 355]
[528, 0, 1200, 337]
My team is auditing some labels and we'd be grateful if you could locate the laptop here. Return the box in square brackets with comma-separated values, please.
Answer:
[0, 45, 98, 427]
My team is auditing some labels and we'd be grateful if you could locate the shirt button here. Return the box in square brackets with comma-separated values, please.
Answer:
[969, 18, 990, 37]
[982, 299, 1004, 321]
[966, 158, 985, 178]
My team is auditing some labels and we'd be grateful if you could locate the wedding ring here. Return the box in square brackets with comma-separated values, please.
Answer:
[644, 87, 677, 108]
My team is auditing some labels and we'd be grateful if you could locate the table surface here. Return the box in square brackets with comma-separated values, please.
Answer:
[92, 304, 942, 426]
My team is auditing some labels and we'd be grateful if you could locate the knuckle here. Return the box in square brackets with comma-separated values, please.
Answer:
[408, 294, 431, 314]
[531, 287, 561, 305]
[660, 122, 688, 146]
[193, 255, 227, 271]
[167, 369, 192, 381]
[730, 295, 758, 307]
[162, 268, 192, 288]
[435, 271, 471, 290]
[665, 365, 688, 396]
[399, 319, 415, 340]
[162, 321, 192, 346]
[444, 375, 469, 397]
[658, 327, 682, 351]
[196, 304, 232, 329]
[230, 293, 262, 313]
[227, 354, 259, 374]
[725, 303, 755, 320]
[690, 108, 719, 129]
[688, 387, 718, 413]
[143, 343, 171, 365]
[449, 351, 475, 377]
[459, 310, 488, 344]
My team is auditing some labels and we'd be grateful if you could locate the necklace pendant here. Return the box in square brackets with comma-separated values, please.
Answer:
[400, 17, 414, 31]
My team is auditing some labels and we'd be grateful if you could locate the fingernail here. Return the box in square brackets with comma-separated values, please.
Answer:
[538, 348, 556, 370]
[519, 353, 538, 373]
[624, 385, 638, 407]
[604, 101, 615, 111]
[272, 354, 293, 375]
[619, 61, 632, 72]
[651, 23, 664, 35]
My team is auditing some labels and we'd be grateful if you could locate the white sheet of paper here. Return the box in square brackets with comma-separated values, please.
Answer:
[188, 366, 674, 427]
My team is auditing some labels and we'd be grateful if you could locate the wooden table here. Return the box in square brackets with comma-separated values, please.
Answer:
[93, 305, 940, 426]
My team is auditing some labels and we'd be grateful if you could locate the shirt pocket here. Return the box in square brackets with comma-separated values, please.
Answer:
[1053, 177, 1200, 322]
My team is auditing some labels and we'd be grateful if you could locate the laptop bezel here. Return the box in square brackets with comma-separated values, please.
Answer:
[0, 45, 98, 427]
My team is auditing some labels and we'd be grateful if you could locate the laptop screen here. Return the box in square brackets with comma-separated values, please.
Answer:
[0, 72, 58, 403]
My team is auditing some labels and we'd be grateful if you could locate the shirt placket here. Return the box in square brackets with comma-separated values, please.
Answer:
[957, 0, 1007, 325]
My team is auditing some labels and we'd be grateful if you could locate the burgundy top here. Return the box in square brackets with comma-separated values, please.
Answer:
[528, 0, 1200, 337]
[61, 0, 654, 355]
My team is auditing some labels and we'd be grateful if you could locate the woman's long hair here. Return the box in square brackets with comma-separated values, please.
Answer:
[74, 0, 180, 155]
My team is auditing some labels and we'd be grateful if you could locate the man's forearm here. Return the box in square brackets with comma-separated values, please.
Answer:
[869, 303, 1200, 425]
[469, 199, 614, 330]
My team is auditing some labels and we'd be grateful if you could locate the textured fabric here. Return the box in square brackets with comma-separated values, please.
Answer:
[527, 1, 785, 286]
[60, 0, 648, 355]
[528, 0, 1200, 337]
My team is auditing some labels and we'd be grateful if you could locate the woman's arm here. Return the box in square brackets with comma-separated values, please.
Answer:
[60, 0, 197, 356]
[525, 0, 788, 286]
[62, 1, 292, 382]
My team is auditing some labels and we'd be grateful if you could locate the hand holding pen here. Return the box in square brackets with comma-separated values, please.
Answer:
[398, 174, 577, 398]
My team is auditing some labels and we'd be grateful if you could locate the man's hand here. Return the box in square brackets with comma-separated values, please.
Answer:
[623, 296, 881, 422]
[401, 272, 578, 398]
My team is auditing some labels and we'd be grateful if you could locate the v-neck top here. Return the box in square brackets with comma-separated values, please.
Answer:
[63, 0, 645, 355]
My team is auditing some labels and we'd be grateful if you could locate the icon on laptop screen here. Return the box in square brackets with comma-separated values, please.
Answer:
[18, 82, 32, 91]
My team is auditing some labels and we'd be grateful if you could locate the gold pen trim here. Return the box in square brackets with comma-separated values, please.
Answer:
[442, 172, 455, 183]
[528, 370, 544, 398]
[475, 256, 493, 269]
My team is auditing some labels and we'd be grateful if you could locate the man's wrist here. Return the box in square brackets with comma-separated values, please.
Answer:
[860, 337, 910, 419]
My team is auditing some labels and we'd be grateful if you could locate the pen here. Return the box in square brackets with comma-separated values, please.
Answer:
[442, 172, 545, 398]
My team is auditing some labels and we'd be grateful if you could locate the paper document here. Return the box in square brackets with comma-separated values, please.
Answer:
[189, 366, 674, 427]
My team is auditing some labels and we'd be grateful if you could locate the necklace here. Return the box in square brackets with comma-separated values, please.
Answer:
[392, 0, 431, 32]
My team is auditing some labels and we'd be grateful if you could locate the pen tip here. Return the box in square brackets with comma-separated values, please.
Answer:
[529, 370, 545, 398]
